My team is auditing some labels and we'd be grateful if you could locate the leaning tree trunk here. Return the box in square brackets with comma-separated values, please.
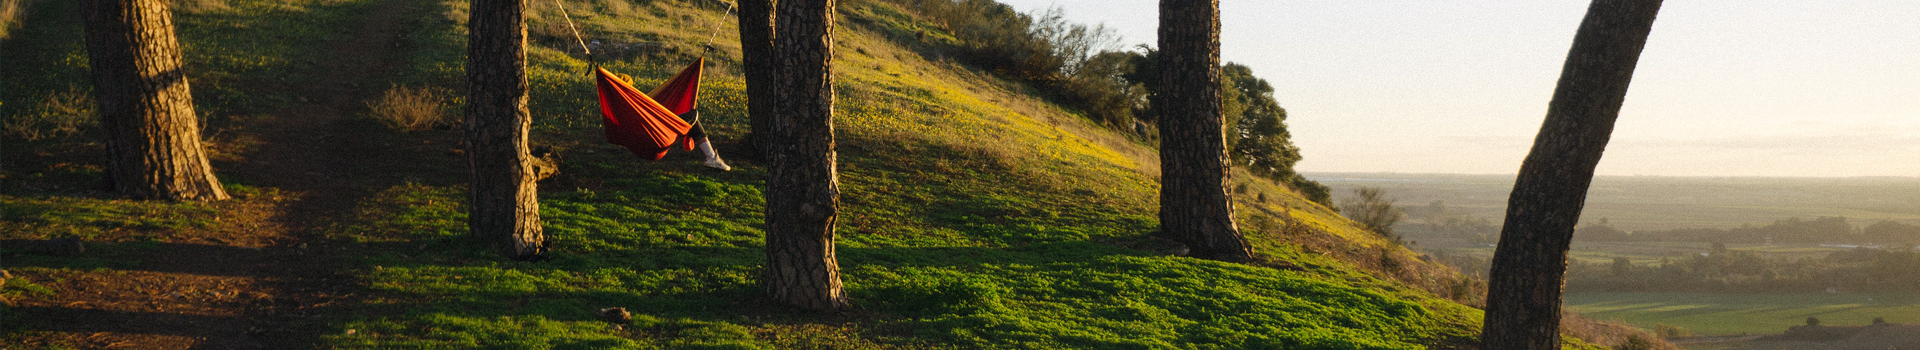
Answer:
[1155, 0, 1252, 262]
[764, 0, 847, 311]
[465, 0, 547, 260]
[1481, 1, 1662, 349]
[81, 0, 228, 201]
[739, 0, 776, 155]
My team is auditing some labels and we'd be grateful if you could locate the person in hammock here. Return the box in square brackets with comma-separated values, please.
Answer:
[557, 0, 728, 171]
[612, 71, 730, 171]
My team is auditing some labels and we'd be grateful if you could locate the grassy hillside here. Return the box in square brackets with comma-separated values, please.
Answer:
[3, 0, 1623, 348]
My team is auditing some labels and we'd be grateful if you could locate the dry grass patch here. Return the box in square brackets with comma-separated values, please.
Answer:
[0, 0, 27, 39]
[3, 87, 96, 141]
[366, 85, 453, 132]
[1563, 312, 1683, 350]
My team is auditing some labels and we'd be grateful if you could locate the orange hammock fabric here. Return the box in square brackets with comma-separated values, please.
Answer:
[595, 58, 704, 160]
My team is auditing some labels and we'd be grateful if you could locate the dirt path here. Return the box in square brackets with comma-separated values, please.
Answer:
[7, 1, 443, 349]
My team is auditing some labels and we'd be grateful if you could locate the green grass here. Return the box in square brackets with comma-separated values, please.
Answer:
[1, 196, 218, 238]
[0, 195, 214, 271]
[3, 0, 1505, 348]
[318, 0, 1489, 348]
[327, 182, 1468, 349]
[1565, 293, 1920, 336]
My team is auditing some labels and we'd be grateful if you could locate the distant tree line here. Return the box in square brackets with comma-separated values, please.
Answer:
[1576, 216, 1920, 245]
[1566, 244, 1920, 293]
[1400, 200, 1500, 245]
[883, 0, 1330, 204]
[1401, 205, 1920, 248]
[1423, 216, 1920, 293]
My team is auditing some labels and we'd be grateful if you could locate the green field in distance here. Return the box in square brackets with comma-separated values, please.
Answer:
[1565, 293, 1920, 336]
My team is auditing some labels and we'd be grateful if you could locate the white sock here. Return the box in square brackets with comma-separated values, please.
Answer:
[696, 139, 731, 171]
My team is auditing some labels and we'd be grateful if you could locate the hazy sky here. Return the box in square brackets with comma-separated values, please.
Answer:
[993, 0, 1920, 177]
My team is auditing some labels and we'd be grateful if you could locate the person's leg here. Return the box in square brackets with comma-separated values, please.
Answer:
[686, 122, 731, 171]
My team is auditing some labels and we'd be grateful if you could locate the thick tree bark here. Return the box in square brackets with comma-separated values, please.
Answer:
[739, 0, 776, 155]
[1480, 1, 1662, 349]
[465, 0, 547, 260]
[81, 0, 228, 201]
[764, 0, 846, 311]
[1155, 0, 1251, 262]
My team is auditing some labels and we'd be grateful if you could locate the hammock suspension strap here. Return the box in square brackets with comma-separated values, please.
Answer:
[551, 0, 736, 73]
[551, 0, 597, 70]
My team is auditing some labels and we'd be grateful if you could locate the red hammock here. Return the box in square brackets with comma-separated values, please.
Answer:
[595, 58, 704, 160]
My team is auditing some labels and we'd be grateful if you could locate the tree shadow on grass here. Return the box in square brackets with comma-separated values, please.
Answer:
[5, 307, 274, 349]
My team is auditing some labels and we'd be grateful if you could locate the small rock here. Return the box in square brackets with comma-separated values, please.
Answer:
[597, 307, 632, 324]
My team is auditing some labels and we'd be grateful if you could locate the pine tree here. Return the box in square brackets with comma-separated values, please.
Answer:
[465, 0, 547, 260]
[738, 0, 776, 155]
[1481, 1, 1663, 348]
[1155, 0, 1252, 262]
[81, 0, 229, 201]
[763, 0, 847, 310]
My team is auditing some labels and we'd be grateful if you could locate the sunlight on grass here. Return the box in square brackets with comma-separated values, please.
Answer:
[0, 196, 218, 240]
[1, 0, 1495, 348]
[316, 0, 1489, 347]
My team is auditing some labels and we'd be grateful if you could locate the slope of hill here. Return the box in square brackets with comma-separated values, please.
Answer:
[3, 0, 1621, 348]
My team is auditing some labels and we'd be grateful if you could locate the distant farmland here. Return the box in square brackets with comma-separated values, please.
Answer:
[1565, 293, 1920, 336]
[1308, 173, 1920, 231]
[1426, 241, 1853, 266]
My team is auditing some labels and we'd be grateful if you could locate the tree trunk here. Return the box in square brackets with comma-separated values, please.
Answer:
[1480, 1, 1662, 349]
[465, 0, 547, 260]
[81, 0, 228, 201]
[739, 0, 775, 155]
[1155, 0, 1251, 262]
[764, 0, 846, 311]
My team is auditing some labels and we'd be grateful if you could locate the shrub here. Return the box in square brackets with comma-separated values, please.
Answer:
[3, 87, 96, 141]
[1654, 323, 1689, 339]
[1614, 334, 1657, 350]
[1339, 187, 1405, 241]
[1289, 176, 1333, 206]
[892, 0, 1136, 125]
[366, 85, 453, 132]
